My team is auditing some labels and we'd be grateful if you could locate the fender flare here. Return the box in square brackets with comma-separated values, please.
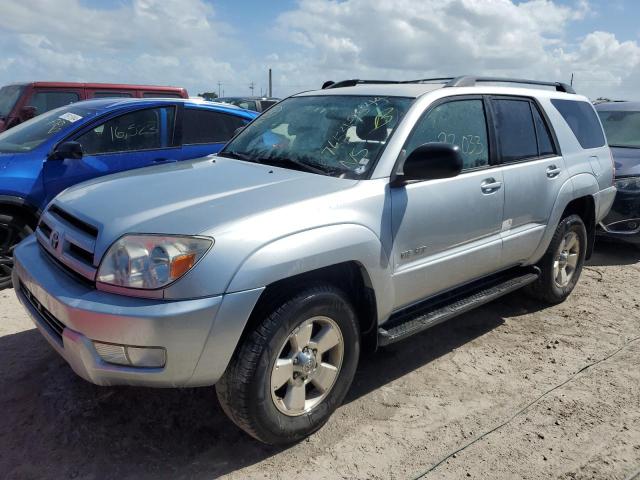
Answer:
[0, 195, 41, 222]
[226, 223, 395, 322]
[530, 173, 598, 262]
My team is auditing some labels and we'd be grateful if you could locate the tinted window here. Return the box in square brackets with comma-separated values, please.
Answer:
[92, 92, 133, 98]
[29, 91, 80, 115]
[182, 109, 247, 144]
[531, 105, 556, 156]
[406, 99, 489, 170]
[551, 99, 606, 149]
[0, 85, 25, 118]
[260, 100, 278, 111]
[77, 107, 175, 155]
[494, 99, 538, 162]
[598, 110, 640, 148]
[143, 92, 182, 98]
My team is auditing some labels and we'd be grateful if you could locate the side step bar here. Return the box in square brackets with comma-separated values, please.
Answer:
[378, 267, 539, 346]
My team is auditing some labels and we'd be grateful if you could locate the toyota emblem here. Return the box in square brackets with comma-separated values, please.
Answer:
[50, 231, 60, 250]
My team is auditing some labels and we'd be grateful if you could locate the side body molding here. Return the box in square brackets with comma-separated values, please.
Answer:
[226, 224, 395, 323]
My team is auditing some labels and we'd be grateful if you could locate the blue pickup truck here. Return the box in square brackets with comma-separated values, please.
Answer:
[0, 98, 257, 287]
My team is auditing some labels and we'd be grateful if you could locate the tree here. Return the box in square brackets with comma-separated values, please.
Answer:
[198, 92, 218, 101]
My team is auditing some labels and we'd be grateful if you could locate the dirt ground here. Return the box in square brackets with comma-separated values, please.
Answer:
[1, 242, 639, 480]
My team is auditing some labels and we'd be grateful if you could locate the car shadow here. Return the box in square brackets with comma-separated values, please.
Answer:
[0, 292, 535, 479]
[589, 239, 640, 266]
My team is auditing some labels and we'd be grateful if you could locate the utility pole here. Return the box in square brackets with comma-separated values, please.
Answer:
[217, 81, 222, 98]
[570, 73, 574, 87]
[268, 68, 273, 97]
[249, 81, 255, 96]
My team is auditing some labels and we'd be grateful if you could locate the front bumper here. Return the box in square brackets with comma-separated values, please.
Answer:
[597, 187, 640, 245]
[13, 236, 263, 387]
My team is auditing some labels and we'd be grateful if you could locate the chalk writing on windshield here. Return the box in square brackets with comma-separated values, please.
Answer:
[47, 118, 70, 135]
[321, 97, 394, 160]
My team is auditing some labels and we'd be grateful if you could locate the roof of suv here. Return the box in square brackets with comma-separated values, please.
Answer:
[297, 76, 577, 99]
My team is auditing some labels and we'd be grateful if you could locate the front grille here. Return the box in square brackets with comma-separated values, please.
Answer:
[20, 282, 65, 343]
[49, 205, 99, 238]
[36, 205, 100, 282]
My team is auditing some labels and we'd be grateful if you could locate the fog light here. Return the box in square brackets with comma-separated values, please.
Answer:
[127, 346, 166, 367]
[94, 342, 129, 366]
[93, 342, 166, 368]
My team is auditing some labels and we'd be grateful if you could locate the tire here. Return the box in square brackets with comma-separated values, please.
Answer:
[526, 214, 587, 304]
[216, 283, 360, 445]
[0, 213, 34, 290]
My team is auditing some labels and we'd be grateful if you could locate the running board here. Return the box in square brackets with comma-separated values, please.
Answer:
[378, 267, 539, 346]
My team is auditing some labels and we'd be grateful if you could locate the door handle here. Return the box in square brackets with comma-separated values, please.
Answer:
[546, 165, 561, 178]
[481, 178, 502, 194]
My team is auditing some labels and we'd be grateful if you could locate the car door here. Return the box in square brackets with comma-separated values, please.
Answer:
[179, 107, 250, 158]
[42, 105, 177, 204]
[490, 97, 566, 266]
[390, 96, 505, 310]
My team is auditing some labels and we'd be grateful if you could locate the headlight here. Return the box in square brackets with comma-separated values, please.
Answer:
[615, 176, 640, 193]
[97, 235, 213, 290]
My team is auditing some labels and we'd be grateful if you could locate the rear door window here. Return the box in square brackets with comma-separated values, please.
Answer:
[493, 99, 538, 162]
[182, 109, 247, 144]
[406, 99, 490, 170]
[531, 105, 556, 156]
[551, 99, 606, 149]
[29, 91, 80, 115]
[92, 92, 133, 98]
[143, 92, 182, 98]
[76, 107, 175, 155]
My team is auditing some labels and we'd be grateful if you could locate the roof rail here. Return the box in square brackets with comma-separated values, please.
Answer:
[325, 78, 456, 89]
[445, 76, 575, 94]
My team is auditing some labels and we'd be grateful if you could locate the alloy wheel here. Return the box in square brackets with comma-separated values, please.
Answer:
[270, 316, 344, 417]
[553, 231, 580, 288]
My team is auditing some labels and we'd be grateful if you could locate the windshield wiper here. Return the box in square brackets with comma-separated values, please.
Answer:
[610, 144, 640, 149]
[256, 155, 329, 175]
[217, 150, 255, 161]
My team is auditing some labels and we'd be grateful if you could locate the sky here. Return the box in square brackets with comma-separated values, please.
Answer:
[0, 0, 639, 100]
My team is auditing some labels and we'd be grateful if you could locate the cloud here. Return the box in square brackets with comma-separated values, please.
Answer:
[273, 0, 640, 99]
[0, 0, 638, 100]
[0, 0, 241, 94]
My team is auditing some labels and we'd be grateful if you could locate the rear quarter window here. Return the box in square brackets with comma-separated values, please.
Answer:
[551, 99, 606, 149]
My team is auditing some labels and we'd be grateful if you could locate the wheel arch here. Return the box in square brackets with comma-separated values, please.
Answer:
[0, 195, 40, 227]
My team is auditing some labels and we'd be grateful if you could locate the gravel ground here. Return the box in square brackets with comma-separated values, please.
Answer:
[1, 242, 639, 480]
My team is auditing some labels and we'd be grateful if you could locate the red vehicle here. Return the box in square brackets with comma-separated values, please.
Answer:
[0, 82, 188, 132]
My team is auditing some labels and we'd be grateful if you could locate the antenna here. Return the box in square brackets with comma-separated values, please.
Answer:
[570, 73, 574, 87]
[249, 81, 255, 95]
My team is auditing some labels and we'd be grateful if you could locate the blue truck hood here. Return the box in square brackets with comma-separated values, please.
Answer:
[611, 147, 640, 177]
[54, 156, 357, 251]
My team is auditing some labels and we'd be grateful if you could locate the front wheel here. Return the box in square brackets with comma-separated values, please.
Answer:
[526, 214, 587, 304]
[0, 213, 33, 290]
[216, 284, 360, 445]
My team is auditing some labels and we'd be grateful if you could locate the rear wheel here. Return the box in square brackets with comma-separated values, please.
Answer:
[526, 214, 586, 304]
[216, 284, 360, 445]
[0, 213, 33, 290]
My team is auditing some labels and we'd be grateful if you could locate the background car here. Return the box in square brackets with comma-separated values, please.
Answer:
[0, 97, 257, 288]
[0, 82, 189, 133]
[214, 96, 280, 112]
[596, 101, 640, 246]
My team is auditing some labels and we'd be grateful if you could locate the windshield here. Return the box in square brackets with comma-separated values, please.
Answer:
[0, 104, 96, 153]
[221, 95, 413, 179]
[0, 85, 25, 118]
[598, 110, 640, 148]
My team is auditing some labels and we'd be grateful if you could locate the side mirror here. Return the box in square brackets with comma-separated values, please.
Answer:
[392, 143, 463, 186]
[50, 141, 83, 161]
[19, 106, 37, 121]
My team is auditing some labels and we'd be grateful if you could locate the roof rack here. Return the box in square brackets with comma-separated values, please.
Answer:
[324, 76, 575, 94]
[325, 78, 455, 89]
[445, 76, 575, 94]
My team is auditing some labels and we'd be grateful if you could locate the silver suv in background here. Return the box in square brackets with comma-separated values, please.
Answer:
[13, 76, 616, 445]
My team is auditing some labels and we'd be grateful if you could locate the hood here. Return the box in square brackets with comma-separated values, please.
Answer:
[55, 156, 357, 248]
[610, 147, 640, 177]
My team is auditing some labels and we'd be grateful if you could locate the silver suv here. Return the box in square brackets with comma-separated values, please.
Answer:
[13, 76, 616, 444]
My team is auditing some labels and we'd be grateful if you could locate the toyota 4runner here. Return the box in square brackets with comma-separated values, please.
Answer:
[13, 76, 616, 445]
